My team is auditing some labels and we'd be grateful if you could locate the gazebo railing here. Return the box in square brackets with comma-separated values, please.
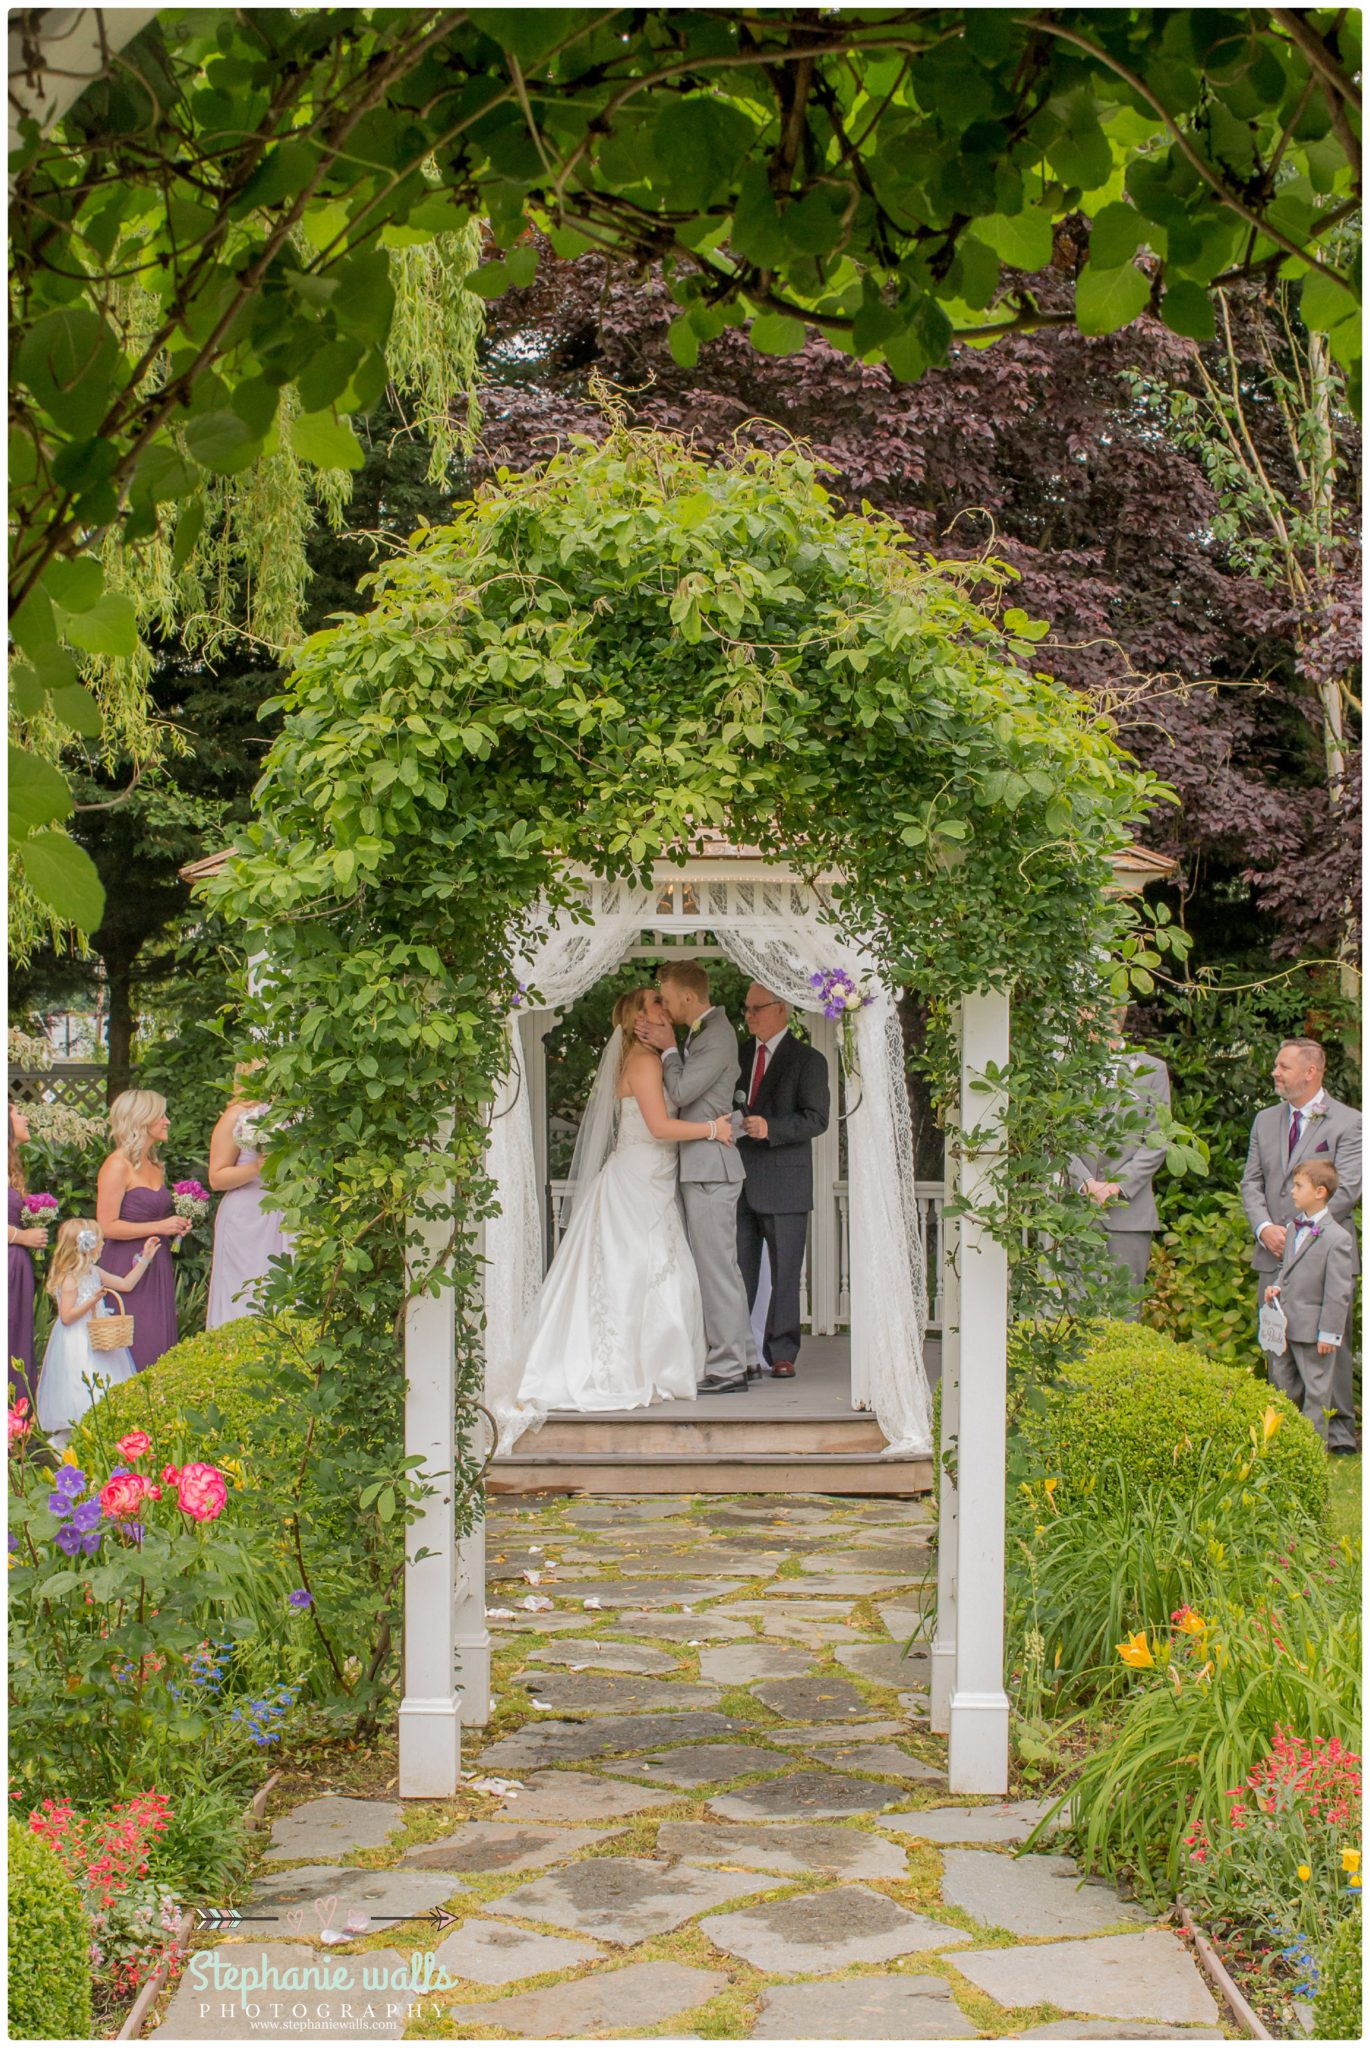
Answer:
[548, 1177, 946, 1334]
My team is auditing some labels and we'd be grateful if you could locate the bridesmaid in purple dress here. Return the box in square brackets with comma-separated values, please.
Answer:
[96, 1091, 192, 1371]
[8, 1107, 49, 1401]
[206, 1069, 293, 1327]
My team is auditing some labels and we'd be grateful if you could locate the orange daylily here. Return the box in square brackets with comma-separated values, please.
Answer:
[1116, 1631, 1155, 1670]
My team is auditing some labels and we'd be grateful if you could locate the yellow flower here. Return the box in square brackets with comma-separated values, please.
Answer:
[1116, 1631, 1155, 1670]
[220, 1457, 247, 1490]
[61, 1445, 80, 1466]
[1297, 1864, 1312, 1882]
[1043, 1477, 1057, 1494]
[1342, 1848, 1361, 1876]
[1172, 1608, 1207, 1636]
[1261, 1405, 1284, 1443]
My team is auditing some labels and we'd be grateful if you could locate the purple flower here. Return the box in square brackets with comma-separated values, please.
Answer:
[48, 1492, 74, 1518]
[8, 1532, 17, 1553]
[54, 1524, 83, 1555]
[53, 1465, 85, 1496]
[70, 1500, 101, 1534]
[288, 1588, 313, 1611]
[80, 1529, 101, 1555]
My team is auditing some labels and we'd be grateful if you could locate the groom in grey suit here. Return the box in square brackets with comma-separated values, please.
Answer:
[637, 960, 756, 1394]
[1242, 1037, 1362, 1452]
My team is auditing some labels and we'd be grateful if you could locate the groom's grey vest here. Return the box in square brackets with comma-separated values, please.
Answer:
[661, 1007, 745, 1184]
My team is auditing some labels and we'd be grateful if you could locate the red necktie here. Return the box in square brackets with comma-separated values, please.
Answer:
[749, 1043, 767, 1104]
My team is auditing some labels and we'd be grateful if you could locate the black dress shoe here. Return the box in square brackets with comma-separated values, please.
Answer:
[1329, 1444, 1360, 1456]
[698, 1376, 749, 1394]
[746, 1363, 763, 1380]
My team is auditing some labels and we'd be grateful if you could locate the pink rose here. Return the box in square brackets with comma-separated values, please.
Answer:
[99, 1473, 157, 1521]
[174, 1463, 227, 1523]
[116, 1431, 153, 1461]
[160, 1465, 180, 1484]
[7, 1402, 32, 1446]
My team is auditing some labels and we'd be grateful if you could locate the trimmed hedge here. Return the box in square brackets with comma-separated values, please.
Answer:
[74, 1315, 306, 1464]
[1314, 1913, 1363, 2040]
[8, 1817, 94, 2042]
[1016, 1321, 1328, 1523]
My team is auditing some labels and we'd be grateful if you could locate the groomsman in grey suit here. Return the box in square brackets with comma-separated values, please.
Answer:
[1243, 1037, 1362, 1452]
[1068, 1014, 1172, 1316]
[638, 960, 755, 1395]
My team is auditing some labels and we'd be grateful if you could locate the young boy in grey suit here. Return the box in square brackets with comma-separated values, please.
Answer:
[1263, 1159, 1357, 1445]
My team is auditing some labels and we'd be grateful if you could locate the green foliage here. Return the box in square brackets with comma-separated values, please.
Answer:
[8, 1417, 299, 1810]
[207, 425, 1168, 1713]
[1315, 1912, 1365, 2041]
[6, 1817, 95, 2043]
[78, 1315, 408, 1713]
[9, 7, 1361, 929]
[1061, 1539, 1360, 1904]
[1009, 1435, 1325, 1708]
[1145, 1197, 1263, 1373]
[1017, 1319, 1328, 1522]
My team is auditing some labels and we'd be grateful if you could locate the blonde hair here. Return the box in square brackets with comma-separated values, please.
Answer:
[611, 988, 659, 1076]
[47, 1218, 101, 1302]
[108, 1089, 166, 1167]
[8, 1105, 26, 1194]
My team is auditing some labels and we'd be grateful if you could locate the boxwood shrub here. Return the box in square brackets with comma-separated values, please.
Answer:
[1314, 1913, 1363, 2040]
[7, 1817, 94, 2042]
[1015, 1320, 1328, 1523]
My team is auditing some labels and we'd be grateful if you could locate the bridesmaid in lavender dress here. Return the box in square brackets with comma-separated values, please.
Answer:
[206, 1068, 292, 1328]
[8, 1107, 49, 1401]
[96, 1090, 192, 1371]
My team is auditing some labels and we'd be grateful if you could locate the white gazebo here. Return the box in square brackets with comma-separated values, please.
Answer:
[397, 836, 1013, 1802]
[184, 833, 1169, 1810]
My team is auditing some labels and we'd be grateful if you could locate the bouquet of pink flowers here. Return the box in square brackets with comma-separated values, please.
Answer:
[18, 1190, 57, 1231]
[170, 1179, 210, 1251]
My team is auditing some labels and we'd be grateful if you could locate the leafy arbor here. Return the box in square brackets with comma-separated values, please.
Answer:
[207, 426, 1177, 1710]
[8, 6, 1362, 929]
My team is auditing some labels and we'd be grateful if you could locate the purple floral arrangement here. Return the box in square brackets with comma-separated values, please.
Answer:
[170, 1179, 211, 1251]
[808, 968, 874, 1019]
[18, 1190, 58, 1231]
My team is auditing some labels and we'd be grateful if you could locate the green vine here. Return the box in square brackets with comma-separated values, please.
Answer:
[211, 423, 1183, 1708]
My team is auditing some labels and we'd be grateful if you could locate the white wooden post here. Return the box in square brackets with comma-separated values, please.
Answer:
[929, 1202, 960, 1733]
[948, 989, 1011, 1794]
[398, 1199, 463, 1798]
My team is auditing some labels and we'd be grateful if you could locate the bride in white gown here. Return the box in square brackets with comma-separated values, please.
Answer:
[514, 987, 734, 1412]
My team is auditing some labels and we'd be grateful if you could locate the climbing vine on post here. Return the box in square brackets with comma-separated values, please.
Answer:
[205, 424, 1185, 1713]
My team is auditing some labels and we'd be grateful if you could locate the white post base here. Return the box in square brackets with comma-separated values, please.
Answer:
[930, 1644, 957, 1733]
[455, 1516, 491, 1726]
[948, 1689, 1012, 1793]
[397, 1697, 462, 1798]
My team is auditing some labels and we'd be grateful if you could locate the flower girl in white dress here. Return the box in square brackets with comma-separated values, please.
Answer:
[514, 988, 731, 1414]
[37, 1219, 161, 1444]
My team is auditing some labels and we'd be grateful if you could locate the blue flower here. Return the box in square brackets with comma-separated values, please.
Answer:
[69, 1500, 101, 1533]
[48, 1492, 73, 1518]
[80, 1530, 101, 1555]
[288, 1588, 313, 1611]
[53, 1466, 85, 1496]
[54, 1524, 83, 1555]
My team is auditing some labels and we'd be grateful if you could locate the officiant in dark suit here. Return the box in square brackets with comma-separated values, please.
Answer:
[736, 985, 831, 1380]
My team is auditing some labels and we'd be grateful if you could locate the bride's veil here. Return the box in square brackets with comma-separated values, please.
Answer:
[560, 1030, 623, 1230]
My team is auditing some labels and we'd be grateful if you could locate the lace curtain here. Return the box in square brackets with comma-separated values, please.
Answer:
[483, 885, 654, 1448]
[481, 888, 932, 1459]
[710, 920, 931, 1456]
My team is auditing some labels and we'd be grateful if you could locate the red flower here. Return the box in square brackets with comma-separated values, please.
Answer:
[173, 1463, 227, 1522]
[116, 1431, 153, 1461]
[99, 1472, 157, 1521]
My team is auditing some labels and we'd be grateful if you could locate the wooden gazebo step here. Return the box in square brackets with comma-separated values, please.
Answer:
[521, 1412, 890, 1457]
[488, 1448, 933, 1498]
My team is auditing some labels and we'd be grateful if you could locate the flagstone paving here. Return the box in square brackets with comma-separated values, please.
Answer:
[145, 1493, 1221, 2042]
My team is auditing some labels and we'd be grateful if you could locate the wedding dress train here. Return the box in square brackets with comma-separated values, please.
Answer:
[515, 1096, 703, 1411]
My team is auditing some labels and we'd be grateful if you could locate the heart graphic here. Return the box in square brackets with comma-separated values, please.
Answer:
[312, 1894, 340, 1931]
[285, 1908, 306, 1936]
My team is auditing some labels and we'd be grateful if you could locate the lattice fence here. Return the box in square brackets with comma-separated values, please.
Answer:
[8, 1065, 124, 1117]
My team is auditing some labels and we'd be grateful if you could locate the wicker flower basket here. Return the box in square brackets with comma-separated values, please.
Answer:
[89, 1292, 133, 1352]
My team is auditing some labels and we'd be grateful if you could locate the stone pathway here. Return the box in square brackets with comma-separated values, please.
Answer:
[147, 1493, 1227, 2041]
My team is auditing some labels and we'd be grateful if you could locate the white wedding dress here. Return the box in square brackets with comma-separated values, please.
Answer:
[515, 1095, 704, 1412]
